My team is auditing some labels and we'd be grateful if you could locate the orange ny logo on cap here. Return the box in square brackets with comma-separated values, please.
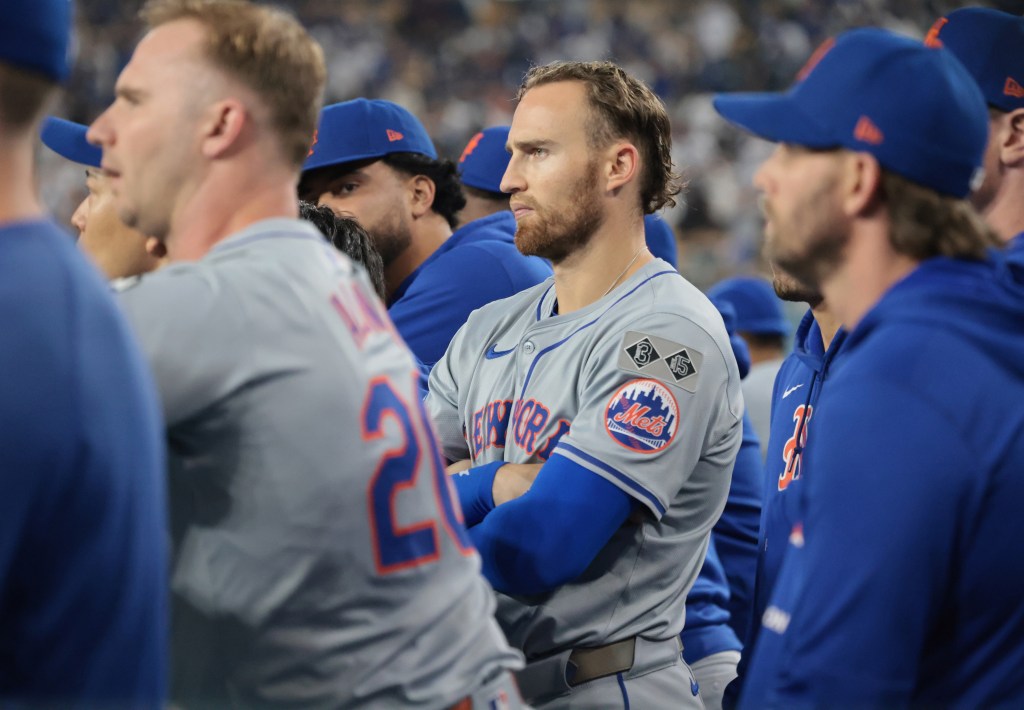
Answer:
[924, 17, 948, 48]
[307, 129, 318, 157]
[459, 132, 484, 164]
[386, 129, 404, 142]
[854, 115, 884, 145]
[1005, 78, 1024, 99]
[797, 37, 836, 81]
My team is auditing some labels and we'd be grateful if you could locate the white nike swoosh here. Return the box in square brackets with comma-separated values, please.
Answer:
[783, 384, 804, 399]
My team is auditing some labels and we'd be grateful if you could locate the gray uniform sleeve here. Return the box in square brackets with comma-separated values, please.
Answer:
[425, 322, 471, 463]
[553, 310, 742, 518]
[117, 265, 258, 427]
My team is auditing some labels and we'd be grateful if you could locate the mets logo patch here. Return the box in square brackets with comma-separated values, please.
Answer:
[604, 378, 679, 453]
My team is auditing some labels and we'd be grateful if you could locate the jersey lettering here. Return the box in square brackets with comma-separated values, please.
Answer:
[779, 404, 812, 491]
[330, 280, 396, 349]
[364, 375, 472, 575]
[512, 398, 551, 454]
[536, 419, 571, 461]
[470, 399, 512, 458]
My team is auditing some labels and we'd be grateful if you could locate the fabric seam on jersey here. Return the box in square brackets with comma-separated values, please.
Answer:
[599, 522, 650, 641]
[554, 442, 666, 516]
[210, 230, 326, 255]
[520, 270, 680, 396]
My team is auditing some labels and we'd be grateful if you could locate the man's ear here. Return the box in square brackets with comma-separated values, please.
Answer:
[999, 108, 1024, 168]
[199, 99, 249, 159]
[407, 174, 437, 219]
[605, 142, 639, 194]
[842, 151, 883, 217]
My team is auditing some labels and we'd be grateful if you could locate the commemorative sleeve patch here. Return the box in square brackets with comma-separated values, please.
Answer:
[618, 331, 702, 393]
[604, 378, 680, 453]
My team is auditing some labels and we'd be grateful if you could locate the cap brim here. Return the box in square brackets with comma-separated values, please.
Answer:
[40, 117, 102, 168]
[713, 92, 836, 147]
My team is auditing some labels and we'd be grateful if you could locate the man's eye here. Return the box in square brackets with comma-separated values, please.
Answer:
[333, 183, 358, 196]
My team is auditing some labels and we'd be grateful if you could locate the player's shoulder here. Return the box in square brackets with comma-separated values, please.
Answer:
[595, 262, 732, 359]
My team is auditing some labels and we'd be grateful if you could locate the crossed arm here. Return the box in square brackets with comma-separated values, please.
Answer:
[449, 456, 636, 596]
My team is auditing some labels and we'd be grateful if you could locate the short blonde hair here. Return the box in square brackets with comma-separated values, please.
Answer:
[141, 0, 325, 167]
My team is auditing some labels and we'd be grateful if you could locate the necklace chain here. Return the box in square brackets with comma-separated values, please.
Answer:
[602, 246, 648, 298]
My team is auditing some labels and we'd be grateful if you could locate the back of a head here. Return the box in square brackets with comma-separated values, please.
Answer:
[299, 200, 386, 300]
[519, 60, 682, 215]
[140, 0, 325, 168]
[0, 0, 72, 134]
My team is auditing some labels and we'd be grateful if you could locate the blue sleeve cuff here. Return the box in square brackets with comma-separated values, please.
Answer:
[451, 461, 500, 527]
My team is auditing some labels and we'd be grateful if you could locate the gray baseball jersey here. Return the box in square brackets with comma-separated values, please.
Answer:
[118, 218, 522, 708]
[427, 258, 743, 660]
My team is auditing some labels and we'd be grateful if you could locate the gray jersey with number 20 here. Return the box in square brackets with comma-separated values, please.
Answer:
[118, 219, 521, 708]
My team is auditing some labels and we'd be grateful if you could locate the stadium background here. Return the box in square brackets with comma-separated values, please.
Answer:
[40, 0, 1021, 289]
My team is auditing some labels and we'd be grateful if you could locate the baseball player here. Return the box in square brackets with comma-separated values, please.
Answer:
[40, 116, 165, 282]
[427, 60, 744, 708]
[715, 28, 1024, 705]
[87, 1, 523, 706]
[457, 124, 516, 227]
[926, 7, 1024, 264]
[0, 0, 168, 704]
[300, 100, 552, 370]
[722, 268, 845, 706]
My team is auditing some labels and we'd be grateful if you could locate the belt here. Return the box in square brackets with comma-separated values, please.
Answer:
[566, 636, 636, 686]
[514, 635, 683, 703]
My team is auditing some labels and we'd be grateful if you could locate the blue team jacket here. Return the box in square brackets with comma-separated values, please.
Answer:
[388, 211, 552, 368]
[0, 221, 168, 705]
[725, 309, 847, 705]
[741, 254, 1024, 708]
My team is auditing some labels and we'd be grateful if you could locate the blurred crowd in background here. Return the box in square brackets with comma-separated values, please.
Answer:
[40, 0, 1021, 291]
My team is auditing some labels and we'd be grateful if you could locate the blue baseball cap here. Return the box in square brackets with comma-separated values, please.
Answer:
[0, 0, 73, 82]
[706, 276, 789, 338]
[713, 27, 989, 198]
[458, 126, 511, 194]
[925, 8, 1024, 113]
[303, 98, 437, 173]
[40, 117, 101, 167]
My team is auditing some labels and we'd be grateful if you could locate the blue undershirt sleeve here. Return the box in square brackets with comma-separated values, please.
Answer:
[450, 461, 501, 528]
[469, 453, 635, 596]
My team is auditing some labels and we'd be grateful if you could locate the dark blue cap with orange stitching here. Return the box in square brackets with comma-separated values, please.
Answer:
[926, 7, 1024, 113]
[713, 28, 989, 198]
[303, 98, 437, 173]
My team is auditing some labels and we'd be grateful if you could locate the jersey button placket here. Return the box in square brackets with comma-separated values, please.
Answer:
[522, 340, 536, 355]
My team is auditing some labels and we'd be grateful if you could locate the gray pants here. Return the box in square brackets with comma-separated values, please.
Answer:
[689, 650, 740, 710]
[520, 637, 704, 709]
[461, 669, 532, 709]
